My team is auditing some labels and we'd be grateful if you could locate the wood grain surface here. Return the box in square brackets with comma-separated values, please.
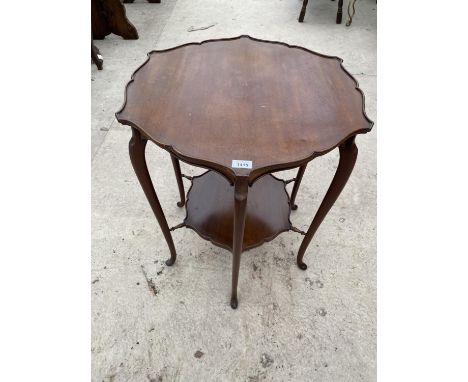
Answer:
[116, 36, 372, 183]
[184, 171, 292, 252]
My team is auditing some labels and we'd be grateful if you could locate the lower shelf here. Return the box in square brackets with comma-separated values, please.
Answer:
[184, 170, 292, 251]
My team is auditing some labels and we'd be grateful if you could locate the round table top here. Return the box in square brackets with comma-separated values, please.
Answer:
[116, 36, 373, 183]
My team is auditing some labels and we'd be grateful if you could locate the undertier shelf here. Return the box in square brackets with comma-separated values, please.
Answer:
[184, 170, 293, 251]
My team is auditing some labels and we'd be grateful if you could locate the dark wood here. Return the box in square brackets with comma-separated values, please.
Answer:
[184, 171, 292, 252]
[290, 164, 307, 210]
[296, 137, 358, 270]
[116, 36, 372, 184]
[124, 0, 161, 3]
[346, 0, 357, 27]
[92, 0, 138, 40]
[170, 155, 185, 207]
[91, 39, 103, 70]
[116, 36, 373, 308]
[230, 178, 248, 309]
[129, 127, 177, 266]
[337, 0, 344, 24]
[298, 0, 308, 22]
[299, 0, 344, 24]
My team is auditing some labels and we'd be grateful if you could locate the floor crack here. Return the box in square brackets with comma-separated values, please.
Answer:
[140, 265, 159, 296]
[351, 72, 376, 77]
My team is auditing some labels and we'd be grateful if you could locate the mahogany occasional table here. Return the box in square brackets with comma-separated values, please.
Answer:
[115, 36, 373, 309]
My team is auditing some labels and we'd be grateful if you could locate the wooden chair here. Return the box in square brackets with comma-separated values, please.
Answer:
[299, 0, 344, 24]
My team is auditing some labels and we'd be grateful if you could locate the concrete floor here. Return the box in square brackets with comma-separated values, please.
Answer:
[91, 0, 376, 381]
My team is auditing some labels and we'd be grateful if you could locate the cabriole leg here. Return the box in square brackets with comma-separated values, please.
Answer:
[129, 127, 177, 266]
[290, 164, 307, 210]
[297, 137, 358, 270]
[230, 178, 249, 309]
[170, 155, 185, 207]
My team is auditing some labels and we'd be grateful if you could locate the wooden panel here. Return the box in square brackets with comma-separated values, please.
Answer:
[184, 171, 292, 251]
[116, 36, 373, 183]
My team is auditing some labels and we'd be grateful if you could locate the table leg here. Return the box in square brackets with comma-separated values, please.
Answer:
[170, 155, 185, 207]
[290, 164, 308, 210]
[129, 127, 177, 266]
[230, 178, 249, 309]
[92, 0, 138, 40]
[296, 137, 358, 270]
[336, 0, 344, 23]
[91, 40, 103, 70]
[298, 0, 309, 22]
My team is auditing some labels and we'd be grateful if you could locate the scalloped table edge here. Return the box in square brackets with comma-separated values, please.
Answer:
[115, 35, 374, 185]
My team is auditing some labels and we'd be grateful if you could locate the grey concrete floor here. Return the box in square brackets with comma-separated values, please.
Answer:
[92, 0, 376, 381]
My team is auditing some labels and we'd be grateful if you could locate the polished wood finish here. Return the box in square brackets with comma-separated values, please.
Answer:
[92, 0, 138, 40]
[129, 128, 177, 266]
[336, 0, 344, 24]
[297, 137, 358, 270]
[117, 36, 373, 309]
[116, 36, 372, 184]
[184, 171, 292, 252]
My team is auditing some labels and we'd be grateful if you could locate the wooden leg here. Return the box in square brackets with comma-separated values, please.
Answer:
[230, 178, 249, 309]
[290, 164, 307, 210]
[170, 155, 185, 207]
[298, 0, 309, 22]
[129, 128, 177, 266]
[336, 0, 344, 23]
[346, 0, 357, 26]
[92, 0, 138, 40]
[91, 40, 103, 70]
[297, 137, 358, 270]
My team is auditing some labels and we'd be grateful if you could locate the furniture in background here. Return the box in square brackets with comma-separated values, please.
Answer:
[91, 39, 103, 70]
[299, 0, 346, 24]
[116, 36, 373, 309]
[123, 0, 161, 3]
[92, 0, 138, 40]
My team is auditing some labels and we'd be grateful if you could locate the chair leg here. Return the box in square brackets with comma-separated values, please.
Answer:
[299, 0, 309, 22]
[336, 0, 344, 23]
[129, 128, 177, 266]
[170, 155, 185, 207]
[290, 164, 307, 210]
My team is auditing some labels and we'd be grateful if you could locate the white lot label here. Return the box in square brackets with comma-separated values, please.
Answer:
[232, 160, 252, 169]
